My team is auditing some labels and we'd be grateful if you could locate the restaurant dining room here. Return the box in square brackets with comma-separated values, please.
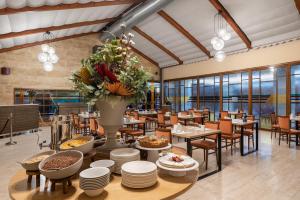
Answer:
[1, 0, 300, 199]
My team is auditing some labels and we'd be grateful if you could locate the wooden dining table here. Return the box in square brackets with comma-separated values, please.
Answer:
[291, 117, 300, 145]
[231, 119, 259, 156]
[178, 115, 204, 125]
[171, 126, 222, 180]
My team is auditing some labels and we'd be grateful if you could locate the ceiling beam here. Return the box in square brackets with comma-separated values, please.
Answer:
[130, 46, 159, 66]
[295, 0, 300, 14]
[158, 10, 212, 58]
[0, 17, 116, 40]
[0, 32, 97, 53]
[0, 0, 142, 15]
[209, 0, 252, 49]
[132, 26, 183, 64]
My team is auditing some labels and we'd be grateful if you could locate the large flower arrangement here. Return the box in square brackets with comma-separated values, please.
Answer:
[71, 33, 150, 104]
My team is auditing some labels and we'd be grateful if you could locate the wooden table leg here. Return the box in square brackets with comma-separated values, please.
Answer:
[187, 138, 192, 157]
[240, 126, 244, 156]
[255, 122, 259, 150]
[217, 133, 222, 171]
[27, 175, 32, 184]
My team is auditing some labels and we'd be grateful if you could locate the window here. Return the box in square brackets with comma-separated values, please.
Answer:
[223, 72, 249, 114]
[199, 76, 220, 120]
[252, 67, 286, 128]
[291, 64, 300, 116]
[146, 82, 161, 110]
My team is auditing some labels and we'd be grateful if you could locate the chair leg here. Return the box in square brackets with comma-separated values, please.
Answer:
[271, 129, 273, 139]
[203, 150, 206, 161]
[286, 134, 288, 144]
[248, 136, 250, 150]
[252, 135, 254, 149]
[205, 149, 208, 170]
[288, 134, 291, 148]
[279, 133, 281, 145]
[231, 139, 233, 155]
[225, 139, 228, 149]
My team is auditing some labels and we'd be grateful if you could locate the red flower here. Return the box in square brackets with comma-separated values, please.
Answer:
[95, 63, 118, 83]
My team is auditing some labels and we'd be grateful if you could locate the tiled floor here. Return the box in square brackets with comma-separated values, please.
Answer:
[0, 127, 299, 200]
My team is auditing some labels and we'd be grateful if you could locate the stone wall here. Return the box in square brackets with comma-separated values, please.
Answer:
[0, 34, 159, 105]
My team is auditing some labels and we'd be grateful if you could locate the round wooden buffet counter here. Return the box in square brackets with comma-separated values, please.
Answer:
[9, 169, 197, 200]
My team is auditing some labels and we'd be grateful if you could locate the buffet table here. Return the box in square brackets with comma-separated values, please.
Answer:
[9, 169, 197, 200]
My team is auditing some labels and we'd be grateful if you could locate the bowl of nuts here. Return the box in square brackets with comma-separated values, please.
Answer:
[39, 150, 83, 179]
[20, 150, 56, 171]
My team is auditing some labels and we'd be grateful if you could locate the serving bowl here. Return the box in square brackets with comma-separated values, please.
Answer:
[39, 150, 83, 179]
[20, 150, 56, 171]
[60, 136, 94, 154]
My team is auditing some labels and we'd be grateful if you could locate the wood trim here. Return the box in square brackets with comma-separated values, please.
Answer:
[0, 32, 98, 53]
[0, 0, 142, 15]
[209, 0, 252, 49]
[130, 46, 159, 66]
[219, 74, 223, 112]
[295, 0, 300, 14]
[197, 78, 200, 109]
[157, 10, 211, 58]
[248, 70, 253, 114]
[132, 26, 183, 64]
[0, 18, 116, 40]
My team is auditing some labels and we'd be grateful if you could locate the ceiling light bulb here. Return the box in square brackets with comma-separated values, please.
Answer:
[38, 52, 48, 63]
[214, 51, 226, 62]
[48, 47, 55, 54]
[43, 62, 53, 72]
[222, 32, 231, 41]
[49, 54, 59, 64]
[41, 44, 50, 52]
[212, 38, 224, 50]
[218, 29, 227, 38]
[211, 36, 219, 45]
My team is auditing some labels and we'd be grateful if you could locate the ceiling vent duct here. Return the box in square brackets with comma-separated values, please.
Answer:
[99, 0, 174, 41]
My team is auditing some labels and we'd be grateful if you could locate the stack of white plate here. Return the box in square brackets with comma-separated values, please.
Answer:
[90, 160, 115, 173]
[110, 148, 140, 174]
[158, 153, 196, 169]
[121, 161, 157, 189]
[79, 167, 110, 197]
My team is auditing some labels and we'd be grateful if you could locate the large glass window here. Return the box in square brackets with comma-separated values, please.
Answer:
[199, 76, 220, 120]
[252, 67, 286, 128]
[164, 80, 180, 112]
[223, 72, 249, 114]
[291, 64, 300, 116]
[146, 82, 160, 110]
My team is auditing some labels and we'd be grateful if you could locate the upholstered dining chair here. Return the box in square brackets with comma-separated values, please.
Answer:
[278, 116, 300, 147]
[220, 111, 229, 119]
[219, 119, 240, 155]
[157, 113, 172, 128]
[235, 115, 255, 149]
[190, 121, 219, 170]
[270, 112, 279, 139]
[155, 128, 187, 155]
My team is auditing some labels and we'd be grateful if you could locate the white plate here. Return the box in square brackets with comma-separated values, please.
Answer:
[90, 160, 115, 168]
[158, 154, 195, 169]
[110, 148, 140, 158]
[121, 161, 157, 175]
[80, 167, 109, 179]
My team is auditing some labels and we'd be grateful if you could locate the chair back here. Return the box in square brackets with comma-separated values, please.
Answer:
[89, 117, 97, 132]
[97, 124, 105, 137]
[170, 114, 178, 125]
[205, 121, 219, 130]
[244, 115, 254, 130]
[138, 116, 146, 129]
[220, 111, 229, 119]
[270, 112, 277, 125]
[219, 119, 233, 135]
[157, 113, 165, 124]
[278, 116, 290, 130]
[155, 128, 172, 144]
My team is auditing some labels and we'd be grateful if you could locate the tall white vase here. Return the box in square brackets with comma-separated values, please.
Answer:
[95, 96, 128, 154]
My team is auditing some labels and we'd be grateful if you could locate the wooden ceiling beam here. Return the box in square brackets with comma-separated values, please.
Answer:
[209, 0, 252, 49]
[130, 46, 159, 66]
[0, 17, 116, 40]
[0, 32, 97, 53]
[158, 10, 212, 58]
[0, 0, 142, 15]
[132, 26, 183, 64]
[295, 0, 300, 14]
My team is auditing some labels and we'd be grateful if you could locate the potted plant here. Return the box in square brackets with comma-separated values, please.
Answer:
[71, 32, 150, 152]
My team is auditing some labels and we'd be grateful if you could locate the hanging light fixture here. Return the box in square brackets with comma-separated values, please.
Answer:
[211, 12, 232, 61]
[37, 31, 59, 71]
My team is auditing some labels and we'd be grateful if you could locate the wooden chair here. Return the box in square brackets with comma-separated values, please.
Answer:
[220, 119, 240, 155]
[278, 116, 300, 147]
[131, 111, 139, 120]
[270, 112, 279, 139]
[235, 115, 255, 149]
[89, 117, 97, 135]
[170, 114, 179, 125]
[203, 108, 210, 122]
[155, 128, 187, 155]
[157, 113, 172, 128]
[190, 122, 219, 170]
[220, 111, 229, 119]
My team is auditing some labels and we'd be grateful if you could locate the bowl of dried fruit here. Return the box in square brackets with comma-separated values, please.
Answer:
[60, 136, 94, 154]
[20, 150, 56, 171]
[39, 150, 83, 179]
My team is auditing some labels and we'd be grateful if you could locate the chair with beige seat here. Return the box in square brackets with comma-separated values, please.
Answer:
[278, 116, 300, 147]
[220, 119, 240, 155]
